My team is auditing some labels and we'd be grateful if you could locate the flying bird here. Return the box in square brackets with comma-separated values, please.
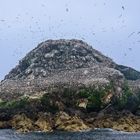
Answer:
[128, 32, 135, 38]
[0, 20, 5, 22]
[66, 8, 69, 12]
[118, 14, 122, 18]
[124, 53, 127, 56]
[122, 6, 125, 10]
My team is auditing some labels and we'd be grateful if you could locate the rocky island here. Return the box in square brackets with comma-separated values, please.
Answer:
[0, 39, 140, 132]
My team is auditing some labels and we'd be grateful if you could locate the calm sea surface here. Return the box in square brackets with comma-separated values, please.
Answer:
[0, 129, 140, 140]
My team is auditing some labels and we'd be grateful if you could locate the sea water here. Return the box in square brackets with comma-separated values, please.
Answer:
[0, 129, 140, 140]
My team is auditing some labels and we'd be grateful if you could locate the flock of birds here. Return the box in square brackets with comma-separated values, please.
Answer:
[0, 3, 139, 58]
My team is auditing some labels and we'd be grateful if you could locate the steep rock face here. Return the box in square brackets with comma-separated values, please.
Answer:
[0, 39, 126, 100]
[4, 39, 115, 80]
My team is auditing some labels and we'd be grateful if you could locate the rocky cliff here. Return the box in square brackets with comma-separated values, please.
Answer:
[4, 39, 115, 80]
[0, 39, 140, 132]
[0, 39, 125, 100]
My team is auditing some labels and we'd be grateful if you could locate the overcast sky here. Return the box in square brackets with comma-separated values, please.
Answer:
[0, 0, 140, 80]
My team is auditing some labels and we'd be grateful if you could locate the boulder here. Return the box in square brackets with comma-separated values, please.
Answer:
[55, 111, 90, 132]
[35, 112, 52, 132]
[10, 114, 34, 132]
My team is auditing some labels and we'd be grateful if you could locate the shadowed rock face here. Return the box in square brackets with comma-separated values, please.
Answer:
[116, 65, 140, 81]
[0, 39, 139, 101]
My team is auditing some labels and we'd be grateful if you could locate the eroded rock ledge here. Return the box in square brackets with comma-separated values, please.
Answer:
[0, 110, 140, 133]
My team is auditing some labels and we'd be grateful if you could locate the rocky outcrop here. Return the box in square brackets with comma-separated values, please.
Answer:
[116, 65, 140, 80]
[0, 111, 89, 133]
[55, 112, 89, 132]
[0, 66, 124, 101]
[0, 111, 140, 133]
[10, 113, 53, 133]
[34, 113, 53, 132]
[0, 39, 125, 101]
[86, 112, 140, 132]
[10, 114, 34, 132]
[4, 39, 115, 80]
[0, 39, 140, 133]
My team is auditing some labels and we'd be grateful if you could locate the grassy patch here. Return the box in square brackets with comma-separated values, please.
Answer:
[0, 97, 29, 109]
[77, 85, 113, 111]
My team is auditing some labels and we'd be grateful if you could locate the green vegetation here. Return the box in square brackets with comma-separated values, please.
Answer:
[77, 84, 113, 111]
[40, 93, 59, 113]
[40, 85, 114, 112]
[0, 97, 29, 109]
[0, 81, 138, 113]
[61, 88, 77, 107]
[113, 81, 133, 110]
[126, 90, 140, 112]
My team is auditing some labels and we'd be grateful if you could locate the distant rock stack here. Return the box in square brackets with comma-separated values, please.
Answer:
[1, 39, 139, 101]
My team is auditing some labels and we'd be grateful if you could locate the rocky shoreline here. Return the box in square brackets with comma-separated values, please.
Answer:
[0, 110, 140, 133]
[0, 96, 139, 133]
